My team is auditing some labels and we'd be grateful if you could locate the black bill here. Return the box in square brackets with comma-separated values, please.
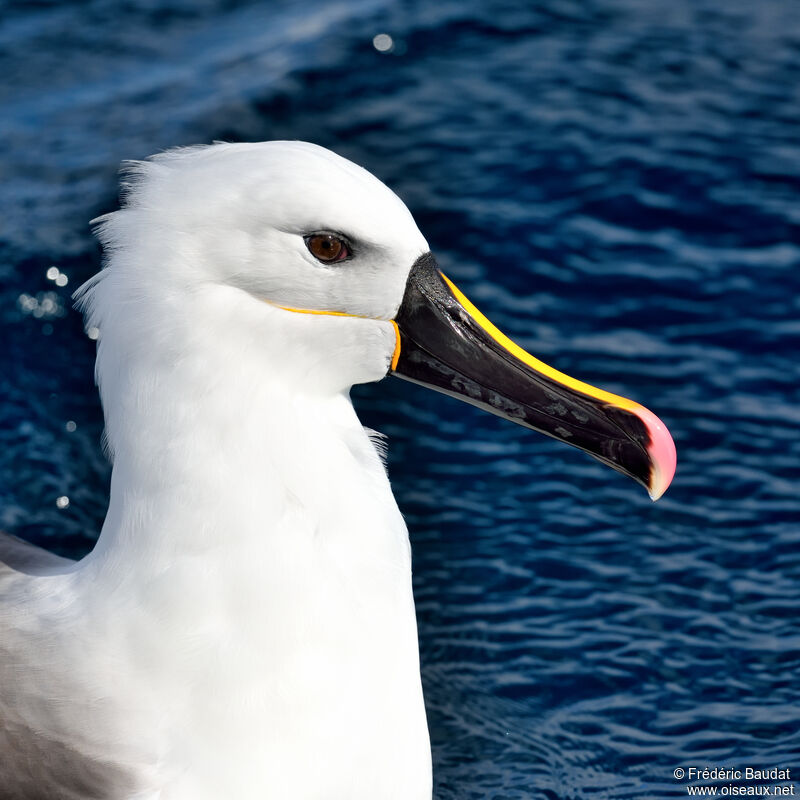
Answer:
[391, 253, 676, 499]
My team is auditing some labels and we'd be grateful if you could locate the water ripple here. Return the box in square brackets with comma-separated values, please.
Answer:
[2, 0, 800, 796]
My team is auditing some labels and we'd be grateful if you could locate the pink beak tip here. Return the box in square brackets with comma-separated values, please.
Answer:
[630, 405, 677, 501]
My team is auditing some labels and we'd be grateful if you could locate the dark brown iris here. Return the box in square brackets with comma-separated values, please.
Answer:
[305, 233, 350, 263]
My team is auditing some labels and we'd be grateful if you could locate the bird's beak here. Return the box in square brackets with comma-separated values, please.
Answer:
[391, 253, 676, 500]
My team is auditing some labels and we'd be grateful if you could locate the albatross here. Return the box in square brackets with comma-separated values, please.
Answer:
[0, 141, 676, 799]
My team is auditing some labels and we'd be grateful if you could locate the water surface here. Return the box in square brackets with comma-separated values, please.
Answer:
[2, 1, 799, 797]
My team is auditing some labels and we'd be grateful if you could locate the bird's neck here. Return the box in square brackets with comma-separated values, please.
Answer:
[103, 398, 400, 556]
[71, 322, 428, 794]
[82, 302, 410, 588]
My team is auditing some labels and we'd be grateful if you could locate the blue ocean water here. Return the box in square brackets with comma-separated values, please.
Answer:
[2, 1, 799, 797]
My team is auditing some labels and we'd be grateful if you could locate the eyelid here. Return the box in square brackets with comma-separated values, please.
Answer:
[304, 230, 354, 249]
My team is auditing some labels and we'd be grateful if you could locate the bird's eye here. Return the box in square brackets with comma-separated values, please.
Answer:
[304, 234, 351, 263]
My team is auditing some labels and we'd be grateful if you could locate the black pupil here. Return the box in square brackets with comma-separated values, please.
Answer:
[309, 234, 344, 261]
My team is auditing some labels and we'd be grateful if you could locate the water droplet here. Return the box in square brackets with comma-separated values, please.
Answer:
[18, 293, 36, 312]
[55, 273, 69, 287]
[46, 266, 60, 281]
[56, 495, 70, 509]
[65, 421, 77, 433]
[373, 33, 394, 52]
[17, 291, 66, 319]
[87, 326, 100, 340]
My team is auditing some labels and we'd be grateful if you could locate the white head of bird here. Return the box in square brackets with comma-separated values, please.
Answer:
[83, 142, 425, 443]
[1, 141, 675, 800]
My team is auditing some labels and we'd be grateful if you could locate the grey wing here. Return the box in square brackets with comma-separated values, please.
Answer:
[0, 531, 75, 576]
[0, 534, 150, 798]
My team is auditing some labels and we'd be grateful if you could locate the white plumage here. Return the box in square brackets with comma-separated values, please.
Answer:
[1, 142, 432, 799]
